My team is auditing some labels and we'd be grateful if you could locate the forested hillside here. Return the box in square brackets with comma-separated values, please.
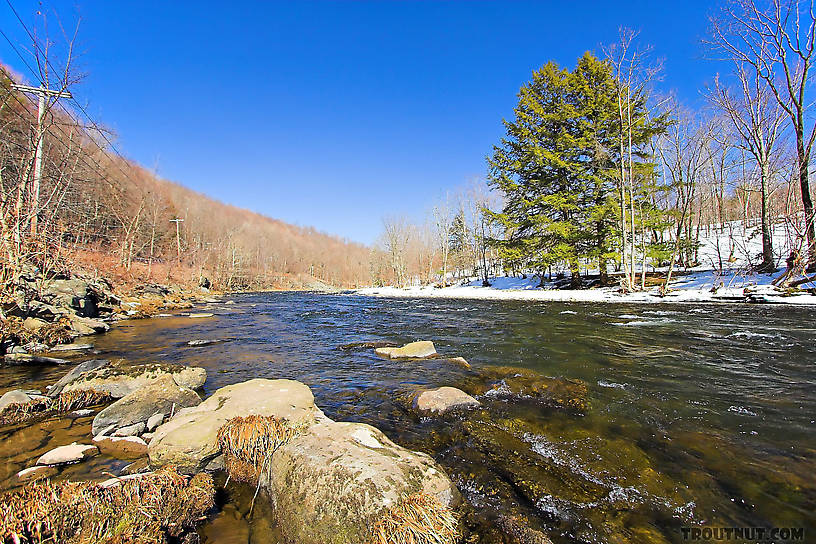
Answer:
[0, 65, 371, 294]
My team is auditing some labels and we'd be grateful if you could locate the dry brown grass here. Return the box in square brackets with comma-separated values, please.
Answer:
[0, 389, 112, 426]
[0, 316, 74, 349]
[217, 415, 298, 484]
[368, 493, 460, 544]
[0, 466, 214, 544]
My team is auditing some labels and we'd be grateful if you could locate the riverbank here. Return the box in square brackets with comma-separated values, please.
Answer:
[356, 268, 816, 305]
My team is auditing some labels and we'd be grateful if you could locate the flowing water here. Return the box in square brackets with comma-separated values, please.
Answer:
[1, 292, 814, 543]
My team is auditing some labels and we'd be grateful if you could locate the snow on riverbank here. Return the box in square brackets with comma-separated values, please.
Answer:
[356, 269, 816, 306]
[358, 220, 816, 305]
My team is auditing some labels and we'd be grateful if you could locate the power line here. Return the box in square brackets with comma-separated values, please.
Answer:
[3, 0, 150, 198]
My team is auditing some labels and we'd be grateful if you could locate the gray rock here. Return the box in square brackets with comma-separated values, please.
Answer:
[92, 374, 201, 435]
[37, 443, 98, 466]
[68, 315, 109, 336]
[264, 421, 459, 544]
[413, 386, 480, 415]
[48, 343, 94, 353]
[113, 421, 146, 437]
[41, 278, 98, 317]
[3, 353, 71, 365]
[149, 378, 325, 473]
[48, 358, 111, 397]
[60, 362, 206, 398]
[0, 390, 32, 413]
[146, 412, 164, 431]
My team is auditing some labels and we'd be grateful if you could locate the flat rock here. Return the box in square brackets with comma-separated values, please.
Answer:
[264, 420, 459, 544]
[68, 314, 109, 335]
[188, 313, 214, 318]
[48, 358, 111, 397]
[48, 343, 94, 353]
[413, 386, 480, 415]
[0, 389, 33, 413]
[92, 374, 201, 435]
[37, 443, 98, 466]
[3, 353, 71, 365]
[60, 361, 206, 398]
[374, 340, 437, 359]
[149, 378, 325, 473]
[17, 465, 58, 482]
[93, 435, 148, 459]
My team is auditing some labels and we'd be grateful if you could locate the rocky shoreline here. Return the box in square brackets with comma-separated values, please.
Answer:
[0, 300, 591, 544]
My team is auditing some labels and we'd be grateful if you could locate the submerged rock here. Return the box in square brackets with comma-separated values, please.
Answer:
[264, 420, 459, 544]
[413, 387, 480, 415]
[448, 356, 471, 368]
[60, 361, 207, 398]
[375, 340, 437, 359]
[48, 342, 94, 353]
[338, 340, 399, 351]
[471, 366, 589, 412]
[93, 435, 149, 459]
[92, 374, 201, 435]
[37, 443, 98, 466]
[149, 378, 324, 473]
[17, 465, 58, 482]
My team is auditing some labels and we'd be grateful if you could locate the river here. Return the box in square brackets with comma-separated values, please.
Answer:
[1, 292, 814, 543]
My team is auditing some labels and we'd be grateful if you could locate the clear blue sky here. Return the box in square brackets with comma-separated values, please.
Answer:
[1, 1, 717, 244]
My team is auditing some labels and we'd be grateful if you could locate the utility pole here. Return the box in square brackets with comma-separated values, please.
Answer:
[170, 218, 184, 263]
[11, 83, 73, 238]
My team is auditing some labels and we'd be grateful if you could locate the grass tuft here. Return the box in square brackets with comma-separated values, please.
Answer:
[0, 466, 214, 544]
[217, 415, 298, 484]
[368, 492, 460, 544]
[0, 389, 112, 425]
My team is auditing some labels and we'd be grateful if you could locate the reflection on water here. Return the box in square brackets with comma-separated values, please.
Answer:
[1, 293, 814, 543]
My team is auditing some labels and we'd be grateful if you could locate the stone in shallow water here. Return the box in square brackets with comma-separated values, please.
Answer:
[413, 386, 480, 415]
[60, 361, 206, 399]
[93, 435, 148, 459]
[17, 465, 58, 482]
[0, 389, 32, 413]
[375, 340, 437, 359]
[37, 443, 98, 466]
[92, 374, 201, 435]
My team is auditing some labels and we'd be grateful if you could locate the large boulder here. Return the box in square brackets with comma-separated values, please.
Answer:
[60, 362, 207, 398]
[92, 374, 201, 435]
[149, 379, 325, 473]
[264, 421, 459, 544]
[374, 340, 437, 359]
[413, 386, 480, 415]
[471, 366, 589, 412]
[41, 278, 99, 317]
